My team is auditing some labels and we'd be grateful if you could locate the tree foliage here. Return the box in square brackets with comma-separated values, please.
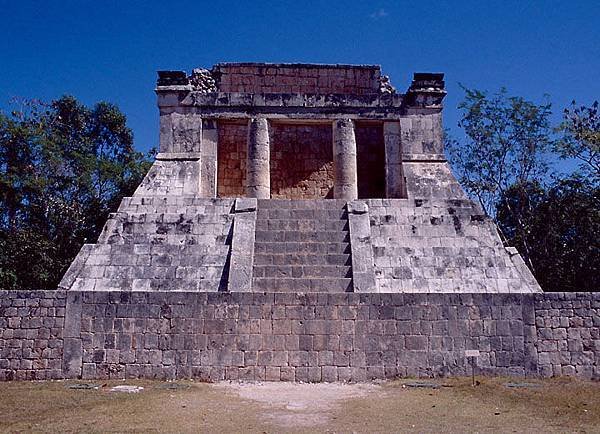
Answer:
[0, 96, 152, 290]
[448, 87, 599, 291]
[496, 179, 599, 292]
[557, 101, 600, 183]
[446, 87, 554, 215]
[446, 87, 554, 271]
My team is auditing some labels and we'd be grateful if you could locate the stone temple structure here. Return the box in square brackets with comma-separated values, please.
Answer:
[59, 63, 540, 294]
[6, 64, 600, 384]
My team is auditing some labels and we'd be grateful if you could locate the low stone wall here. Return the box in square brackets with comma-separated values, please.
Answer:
[1, 291, 598, 381]
[535, 293, 600, 377]
[0, 291, 66, 380]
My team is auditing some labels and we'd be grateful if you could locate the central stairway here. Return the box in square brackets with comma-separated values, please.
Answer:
[252, 200, 353, 292]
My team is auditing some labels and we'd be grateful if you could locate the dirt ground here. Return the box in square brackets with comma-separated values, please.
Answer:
[1, 377, 599, 433]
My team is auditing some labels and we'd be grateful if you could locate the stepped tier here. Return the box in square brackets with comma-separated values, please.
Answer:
[60, 197, 540, 293]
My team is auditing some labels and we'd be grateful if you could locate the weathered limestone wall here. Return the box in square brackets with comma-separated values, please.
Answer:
[400, 113, 444, 157]
[59, 197, 235, 292]
[367, 199, 540, 293]
[135, 159, 201, 196]
[158, 112, 203, 154]
[270, 123, 334, 199]
[402, 162, 467, 200]
[214, 63, 381, 94]
[2, 291, 598, 381]
[217, 121, 247, 197]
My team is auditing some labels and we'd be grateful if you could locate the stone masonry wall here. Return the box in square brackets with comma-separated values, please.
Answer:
[214, 63, 381, 95]
[0, 291, 65, 380]
[535, 293, 600, 378]
[270, 124, 334, 199]
[1, 291, 598, 382]
[217, 122, 247, 197]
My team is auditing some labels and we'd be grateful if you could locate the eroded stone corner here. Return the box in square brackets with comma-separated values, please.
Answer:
[62, 291, 83, 378]
[347, 200, 377, 292]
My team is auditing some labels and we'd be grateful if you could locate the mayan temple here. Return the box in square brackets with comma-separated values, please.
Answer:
[5, 64, 599, 384]
[59, 63, 540, 294]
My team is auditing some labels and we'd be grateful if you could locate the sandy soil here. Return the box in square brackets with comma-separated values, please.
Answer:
[215, 381, 382, 427]
[0, 377, 599, 433]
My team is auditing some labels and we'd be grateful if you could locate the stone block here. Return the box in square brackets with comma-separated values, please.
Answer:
[295, 367, 309, 382]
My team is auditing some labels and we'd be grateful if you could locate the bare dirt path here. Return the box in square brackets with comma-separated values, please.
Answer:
[215, 381, 382, 428]
[1, 377, 599, 433]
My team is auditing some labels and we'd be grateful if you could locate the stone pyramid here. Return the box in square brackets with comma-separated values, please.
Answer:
[60, 63, 541, 294]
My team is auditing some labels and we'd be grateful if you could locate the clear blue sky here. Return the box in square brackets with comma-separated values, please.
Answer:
[1, 0, 599, 154]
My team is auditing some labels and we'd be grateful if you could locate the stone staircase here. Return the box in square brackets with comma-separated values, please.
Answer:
[252, 200, 353, 292]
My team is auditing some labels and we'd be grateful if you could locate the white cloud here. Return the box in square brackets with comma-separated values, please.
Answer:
[369, 8, 389, 19]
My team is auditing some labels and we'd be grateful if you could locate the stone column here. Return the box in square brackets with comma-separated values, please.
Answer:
[246, 118, 270, 199]
[333, 119, 358, 200]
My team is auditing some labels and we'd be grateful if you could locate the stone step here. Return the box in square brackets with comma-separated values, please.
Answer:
[118, 220, 225, 232]
[75, 277, 226, 292]
[257, 199, 348, 209]
[254, 241, 351, 254]
[90, 243, 230, 256]
[255, 230, 349, 243]
[255, 219, 349, 231]
[115, 234, 231, 245]
[254, 253, 351, 266]
[81, 263, 227, 279]
[256, 209, 348, 220]
[252, 277, 353, 292]
[253, 265, 352, 278]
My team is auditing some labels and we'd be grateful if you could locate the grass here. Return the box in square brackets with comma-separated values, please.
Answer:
[0, 376, 598, 433]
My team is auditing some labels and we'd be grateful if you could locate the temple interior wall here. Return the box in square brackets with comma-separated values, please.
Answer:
[270, 123, 334, 199]
[214, 120, 388, 200]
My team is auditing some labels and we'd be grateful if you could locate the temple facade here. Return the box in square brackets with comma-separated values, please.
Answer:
[60, 63, 541, 294]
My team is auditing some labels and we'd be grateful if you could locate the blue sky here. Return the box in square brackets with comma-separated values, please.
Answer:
[1, 0, 599, 154]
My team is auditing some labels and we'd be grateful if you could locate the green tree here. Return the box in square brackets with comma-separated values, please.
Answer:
[557, 101, 600, 183]
[0, 96, 152, 290]
[496, 178, 599, 292]
[446, 87, 555, 271]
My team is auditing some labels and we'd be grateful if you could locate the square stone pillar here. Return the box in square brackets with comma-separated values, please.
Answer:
[333, 119, 358, 200]
[159, 111, 203, 153]
[383, 121, 406, 198]
[246, 118, 271, 199]
[200, 119, 218, 198]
